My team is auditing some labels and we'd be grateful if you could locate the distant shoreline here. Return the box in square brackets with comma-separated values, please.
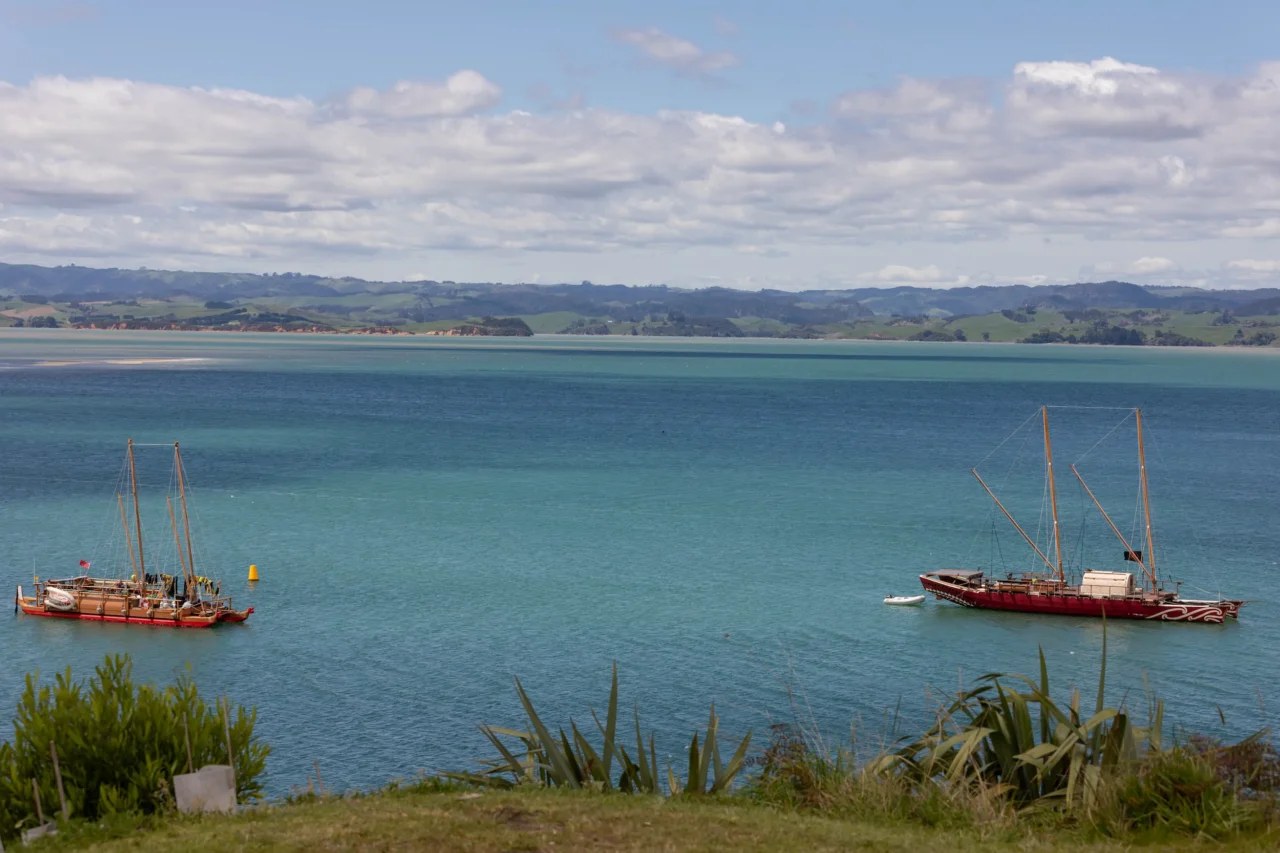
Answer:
[2, 326, 1277, 355]
[4, 262, 1278, 348]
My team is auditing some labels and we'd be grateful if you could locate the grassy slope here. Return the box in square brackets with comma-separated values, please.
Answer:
[1157, 312, 1260, 344]
[731, 317, 792, 334]
[514, 311, 588, 334]
[36, 788, 1277, 853]
[945, 313, 1052, 342]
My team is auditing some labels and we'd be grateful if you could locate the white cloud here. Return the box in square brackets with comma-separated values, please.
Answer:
[1087, 256, 1179, 277]
[833, 77, 985, 120]
[343, 70, 501, 119]
[1222, 220, 1280, 239]
[1014, 57, 1163, 97]
[847, 266, 1060, 290]
[1228, 259, 1280, 272]
[1212, 259, 1280, 288]
[1223, 257, 1280, 270]
[1127, 256, 1178, 274]
[713, 15, 739, 37]
[1073, 256, 1280, 289]
[526, 84, 585, 112]
[611, 28, 739, 75]
[858, 264, 947, 283]
[1006, 56, 1218, 140]
[2, 58, 1280, 286]
[735, 244, 788, 257]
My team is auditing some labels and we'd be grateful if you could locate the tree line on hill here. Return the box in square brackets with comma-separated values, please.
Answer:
[1018, 319, 1276, 347]
[5, 262, 1280, 324]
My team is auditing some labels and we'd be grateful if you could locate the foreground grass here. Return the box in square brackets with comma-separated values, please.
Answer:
[28, 787, 1280, 853]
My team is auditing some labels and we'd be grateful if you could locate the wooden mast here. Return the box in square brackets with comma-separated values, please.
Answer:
[1042, 407, 1065, 582]
[971, 469, 1057, 574]
[1070, 464, 1157, 586]
[1135, 408, 1157, 587]
[128, 439, 146, 595]
[167, 496, 191, 585]
[117, 493, 139, 579]
[174, 443, 197, 595]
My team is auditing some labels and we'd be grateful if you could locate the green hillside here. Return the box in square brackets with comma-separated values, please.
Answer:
[1, 263, 1277, 346]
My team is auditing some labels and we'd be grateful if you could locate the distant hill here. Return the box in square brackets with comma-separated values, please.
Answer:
[1, 262, 1277, 323]
[0, 263, 876, 325]
[843, 280, 1280, 317]
[1237, 295, 1280, 315]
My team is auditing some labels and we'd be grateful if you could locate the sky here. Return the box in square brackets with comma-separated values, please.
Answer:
[2, 0, 1280, 290]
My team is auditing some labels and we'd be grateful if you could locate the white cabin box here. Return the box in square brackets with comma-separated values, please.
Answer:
[1080, 570, 1134, 598]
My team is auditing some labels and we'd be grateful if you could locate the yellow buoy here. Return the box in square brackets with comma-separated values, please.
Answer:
[248, 564, 259, 582]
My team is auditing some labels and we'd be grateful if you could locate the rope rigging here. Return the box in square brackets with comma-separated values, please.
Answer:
[967, 414, 1037, 574]
[1071, 478, 1089, 576]
[46, 444, 224, 598]
[1144, 421, 1227, 598]
[963, 406, 1182, 584]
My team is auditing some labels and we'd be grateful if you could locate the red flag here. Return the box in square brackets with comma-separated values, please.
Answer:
[79, 559, 91, 569]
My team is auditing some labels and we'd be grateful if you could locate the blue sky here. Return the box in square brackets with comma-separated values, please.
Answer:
[6, 0, 1277, 116]
[2, 0, 1279, 288]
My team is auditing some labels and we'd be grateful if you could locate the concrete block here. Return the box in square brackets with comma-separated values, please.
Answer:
[21, 822, 57, 844]
[174, 765, 237, 814]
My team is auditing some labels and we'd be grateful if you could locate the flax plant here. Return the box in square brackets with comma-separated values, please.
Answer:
[871, 624, 1161, 811]
[451, 663, 751, 796]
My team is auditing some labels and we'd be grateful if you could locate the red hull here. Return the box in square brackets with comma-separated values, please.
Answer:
[17, 603, 219, 628]
[217, 607, 254, 623]
[920, 574, 1241, 624]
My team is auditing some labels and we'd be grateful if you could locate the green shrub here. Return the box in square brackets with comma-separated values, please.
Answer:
[748, 723, 1007, 830]
[0, 654, 268, 840]
[1092, 732, 1280, 839]
[1185, 731, 1280, 796]
[1102, 748, 1245, 837]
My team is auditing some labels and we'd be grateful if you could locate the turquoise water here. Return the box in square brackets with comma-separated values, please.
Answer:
[1, 330, 1278, 794]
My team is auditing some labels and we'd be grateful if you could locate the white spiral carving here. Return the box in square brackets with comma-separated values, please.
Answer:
[1146, 604, 1225, 623]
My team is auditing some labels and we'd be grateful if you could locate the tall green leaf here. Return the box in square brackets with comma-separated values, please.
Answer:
[512, 676, 578, 788]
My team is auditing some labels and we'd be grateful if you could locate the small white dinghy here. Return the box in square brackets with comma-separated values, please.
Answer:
[44, 586, 78, 612]
[884, 594, 925, 606]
